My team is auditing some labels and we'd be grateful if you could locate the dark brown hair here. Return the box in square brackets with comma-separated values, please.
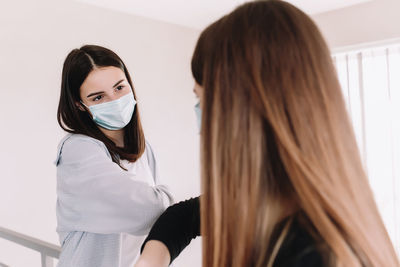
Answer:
[192, 1, 399, 266]
[57, 45, 145, 168]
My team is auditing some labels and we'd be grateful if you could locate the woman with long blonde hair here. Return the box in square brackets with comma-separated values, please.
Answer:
[135, 1, 399, 266]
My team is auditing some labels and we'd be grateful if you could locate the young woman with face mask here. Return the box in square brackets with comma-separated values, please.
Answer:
[135, 1, 400, 267]
[55, 45, 174, 267]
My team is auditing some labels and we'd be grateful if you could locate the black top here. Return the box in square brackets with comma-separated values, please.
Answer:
[141, 197, 324, 266]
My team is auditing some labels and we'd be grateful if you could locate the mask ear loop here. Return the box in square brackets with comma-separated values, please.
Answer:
[80, 100, 88, 109]
[79, 100, 94, 119]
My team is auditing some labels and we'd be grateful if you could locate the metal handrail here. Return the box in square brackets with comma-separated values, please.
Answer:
[0, 226, 61, 267]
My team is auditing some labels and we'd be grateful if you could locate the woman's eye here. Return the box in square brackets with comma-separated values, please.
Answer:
[93, 95, 102, 101]
[116, 85, 124, 91]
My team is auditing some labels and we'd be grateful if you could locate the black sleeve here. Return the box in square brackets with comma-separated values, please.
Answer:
[140, 196, 201, 264]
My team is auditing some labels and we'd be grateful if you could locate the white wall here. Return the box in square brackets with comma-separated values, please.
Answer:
[312, 0, 400, 50]
[0, 0, 201, 266]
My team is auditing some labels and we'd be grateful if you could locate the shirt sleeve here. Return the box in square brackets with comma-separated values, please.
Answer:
[141, 196, 201, 263]
[56, 135, 174, 236]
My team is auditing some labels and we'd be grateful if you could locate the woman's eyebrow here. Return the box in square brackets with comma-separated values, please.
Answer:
[87, 91, 104, 98]
[86, 80, 125, 98]
[113, 79, 125, 88]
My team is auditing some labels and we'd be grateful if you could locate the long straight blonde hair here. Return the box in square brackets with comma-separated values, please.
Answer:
[191, 1, 400, 266]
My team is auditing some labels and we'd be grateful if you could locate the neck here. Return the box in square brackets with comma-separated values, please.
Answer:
[100, 128, 125, 148]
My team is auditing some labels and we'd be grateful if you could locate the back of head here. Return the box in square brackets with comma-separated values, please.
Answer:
[192, 1, 399, 266]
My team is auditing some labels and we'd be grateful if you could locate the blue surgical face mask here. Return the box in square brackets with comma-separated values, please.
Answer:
[81, 92, 136, 130]
[194, 101, 202, 131]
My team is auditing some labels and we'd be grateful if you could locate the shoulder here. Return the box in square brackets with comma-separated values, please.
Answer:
[144, 140, 157, 161]
[55, 133, 110, 165]
[61, 133, 104, 146]
[144, 140, 154, 153]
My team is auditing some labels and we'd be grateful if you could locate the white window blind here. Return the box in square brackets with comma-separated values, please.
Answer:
[333, 44, 400, 255]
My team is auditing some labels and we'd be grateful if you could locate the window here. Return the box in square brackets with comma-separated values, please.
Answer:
[333, 44, 400, 255]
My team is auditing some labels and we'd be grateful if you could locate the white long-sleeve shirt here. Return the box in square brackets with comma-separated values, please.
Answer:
[54, 133, 174, 267]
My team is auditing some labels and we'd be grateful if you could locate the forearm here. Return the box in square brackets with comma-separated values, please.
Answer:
[135, 240, 170, 267]
[140, 197, 201, 263]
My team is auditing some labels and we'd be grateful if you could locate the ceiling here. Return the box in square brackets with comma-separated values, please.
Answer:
[74, 0, 373, 29]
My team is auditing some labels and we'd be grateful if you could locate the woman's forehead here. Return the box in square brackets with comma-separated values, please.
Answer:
[81, 66, 126, 93]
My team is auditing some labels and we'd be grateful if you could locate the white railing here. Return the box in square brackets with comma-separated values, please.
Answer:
[0, 226, 61, 267]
